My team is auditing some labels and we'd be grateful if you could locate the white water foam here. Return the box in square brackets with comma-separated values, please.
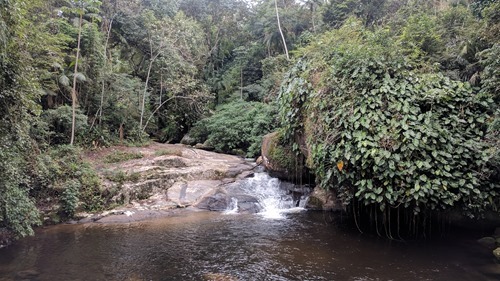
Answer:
[223, 198, 239, 215]
[225, 172, 308, 219]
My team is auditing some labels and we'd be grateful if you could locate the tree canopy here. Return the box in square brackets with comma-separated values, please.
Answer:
[0, 0, 498, 237]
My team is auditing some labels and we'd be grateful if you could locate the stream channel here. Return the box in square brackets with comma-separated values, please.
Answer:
[0, 173, 497, 280]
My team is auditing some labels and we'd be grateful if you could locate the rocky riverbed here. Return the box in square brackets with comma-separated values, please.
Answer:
[76, 142, 259, 224]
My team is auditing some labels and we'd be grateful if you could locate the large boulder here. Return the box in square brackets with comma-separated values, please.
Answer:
[167, 180, 223, 207]
[180, 134, 197, 146]
[195, 140, 215, 151]
[494, 248, 500, 261]
[478, 237, 497, 248]
[195, 189, 230, 211]
[231, 194, 261, 213]
[305, 187, 344, 211]
[195, 188, 261, 214]
[261, 132, 309, 182]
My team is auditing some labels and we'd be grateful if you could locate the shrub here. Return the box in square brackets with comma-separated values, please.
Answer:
[188, 101, 278, 157]
[154, 148, 182, 157]
[278, 21, 499, 218]
[104, 151, 143, 163]
[104, 170, 141, 184]
[30, 145, 106, 216]
[61, 180, 80, 217]
[37, 105, 89, 145]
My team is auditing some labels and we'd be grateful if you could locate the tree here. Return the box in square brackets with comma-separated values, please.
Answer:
[0, 0, 43, 237]
[275, 0, 290, 60]
[145, 12, 211, 141]
[138, 11, 166, 131]
[62, 0, 102, 145]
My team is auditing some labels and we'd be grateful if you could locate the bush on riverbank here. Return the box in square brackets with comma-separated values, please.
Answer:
[31, 146, 107, 216]
[188, 101, 278, 158]
[278, 19, 499, 226]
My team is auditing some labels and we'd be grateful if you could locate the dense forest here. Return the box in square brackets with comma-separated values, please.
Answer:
[0, 0, 499, 238]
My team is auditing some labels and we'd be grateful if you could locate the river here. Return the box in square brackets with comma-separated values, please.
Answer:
[0, 210, 497, 281]
[0, 173, 498, 280]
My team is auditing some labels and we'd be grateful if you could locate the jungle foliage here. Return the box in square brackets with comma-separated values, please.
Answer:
[0, 0, 499, 238]
[278, 1, 499, 232]
[189, 101, 278, 157]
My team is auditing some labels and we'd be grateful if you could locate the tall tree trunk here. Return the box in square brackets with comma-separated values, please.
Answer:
[140, 29, 163, 132]
[119, 123, 124, 144]
[98, 16, 114, 126]
[70, 11, 83, 145]
[311, 2, 316, 33]
[140, 58, 154, 131]
[275, 0, 289, 60]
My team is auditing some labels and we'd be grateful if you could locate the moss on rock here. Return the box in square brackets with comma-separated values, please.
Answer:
[261, 132, 310, 182]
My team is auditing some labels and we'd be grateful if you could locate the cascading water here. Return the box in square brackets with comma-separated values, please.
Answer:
[225, 172, 311, 219]
[223, 198, 239, 215]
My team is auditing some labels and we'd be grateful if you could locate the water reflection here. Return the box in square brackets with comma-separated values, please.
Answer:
[0, 211, 496, 281]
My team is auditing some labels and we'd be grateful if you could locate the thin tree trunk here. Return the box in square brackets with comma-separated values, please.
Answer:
[143, 96, 194, 131]
[311, 2, 316, 33]
[140, 58, 154, 131]
[70, 11, 83, 145]
[159, 72, 163, 106]
[140, 30, 163, 132]
[119, 123, 124, 144]
[98, 17, 114, 126]
[274, 0, 289, 60]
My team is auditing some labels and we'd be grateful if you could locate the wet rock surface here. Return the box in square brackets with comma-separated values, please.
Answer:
[82, 142, 258, 223]
[195, 187, 261, 214]
[476, 226, 500, 264]
[0, 228, 14, 249]
[305, 187, 344, 211]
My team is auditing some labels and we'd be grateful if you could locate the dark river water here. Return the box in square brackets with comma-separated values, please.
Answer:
[0, 211, 498, 281]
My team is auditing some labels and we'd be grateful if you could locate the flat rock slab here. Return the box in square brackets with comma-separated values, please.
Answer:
[83, 142, 258, 222]
[95, 210, 176, 223]
[167, 180, 225, 206]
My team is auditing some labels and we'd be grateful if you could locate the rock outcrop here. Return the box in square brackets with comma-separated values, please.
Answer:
[305, 187, 344, 211]
[195, 188, 260, 214]
[0, 228, 14, 249]
[493, 247, 500, 261]
[261, 132, 309, 182]
[180, 134, 197, 146]
[476, 226, 500, 262]
[83, 142, 257, 222]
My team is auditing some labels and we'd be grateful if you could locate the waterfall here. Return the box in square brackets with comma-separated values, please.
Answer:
[225, 172, 310, 219]
[224, 198, 239, 215]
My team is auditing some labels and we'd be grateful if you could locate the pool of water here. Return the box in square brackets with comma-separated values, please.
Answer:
[0, 211, 497, 281]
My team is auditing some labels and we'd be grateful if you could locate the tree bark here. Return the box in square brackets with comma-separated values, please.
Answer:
[70, 11, 83, 145]
[119, 123, 124, 144]
[275, 0, 289, 60]
[139, 58, 154, 131]
[98, 16, 114, 126]
[140, 30, 163, 132]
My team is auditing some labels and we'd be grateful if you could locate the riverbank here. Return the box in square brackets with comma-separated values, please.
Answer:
[1, 143, 258, 248]
[76, 142, 258, 223]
